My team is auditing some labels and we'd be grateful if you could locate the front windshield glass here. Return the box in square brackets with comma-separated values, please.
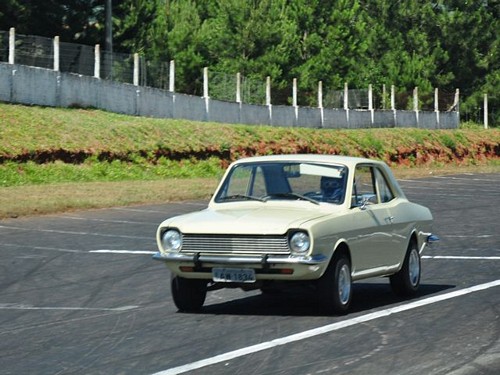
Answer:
[214, 161, 348, 204]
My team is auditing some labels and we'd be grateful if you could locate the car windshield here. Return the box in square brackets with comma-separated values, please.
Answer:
[215, 161, 348, 205]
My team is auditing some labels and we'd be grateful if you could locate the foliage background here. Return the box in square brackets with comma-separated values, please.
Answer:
[0, 102, 499, 218]
[1, 102, 499, 188]
[0, 1, 498, 121]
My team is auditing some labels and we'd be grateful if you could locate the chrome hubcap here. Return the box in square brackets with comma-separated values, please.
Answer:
[338, 264, 351, 305]
[408, 249, 420, 286]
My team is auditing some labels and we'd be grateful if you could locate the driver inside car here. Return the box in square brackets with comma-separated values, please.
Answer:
[320, 176, 344, 202]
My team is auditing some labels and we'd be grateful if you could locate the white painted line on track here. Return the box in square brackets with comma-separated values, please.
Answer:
[431, 176, 500, 182]
[89, 249, 156, 255]
[62, 215, 157, 225]
[0, 303, 138, 311]
[398, 175, 500, 183]
[423, 255, 500, 260]
[151, 279, 500, 375]
[2, 243, 86, 253]
[0, 224, 150, 240]
[445, 234, 494, 238]
[87, 251, 500, 260]
[111, 202, 206, 213]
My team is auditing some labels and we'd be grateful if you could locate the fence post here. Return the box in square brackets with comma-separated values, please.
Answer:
[53, 36, 60, 71]
[343, 82, 348, 110]
[8, 27, 15, 64]
[266, 76, 271, 106]
[344, 82, 349, 127]
[318, 81, 324, 128]
[292, 78, 297, 107]
[453, 88, 460, 112]
[266, 76, 272, 124]
[203, 67, 209, 99]
[484, 93, 488, 129]
[434, 88, 440, 128]
[368, 84, 374, 126]
[391, 85, 396, 127]
[413, 87, 419, 127]
[453, 88, 460, 127]
[236, 72, 241, 103]
[382, 84, 386, 110]
[318, 81, 323, 109]
[169, 60, 175, 92]
[203, 67, 209, 120]
[133, 53, 139, 86]
[94, 44, 100, 78]
[293, 78, 298, 125]
[390, 85, 395, 111]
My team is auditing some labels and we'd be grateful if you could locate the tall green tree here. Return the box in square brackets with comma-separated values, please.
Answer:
[2, 0, 497, 120]
[0, 0, 103, 45]
[197, 0, 295, 99]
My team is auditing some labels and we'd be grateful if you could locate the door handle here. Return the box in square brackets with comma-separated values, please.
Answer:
[385, 216, 394, 223]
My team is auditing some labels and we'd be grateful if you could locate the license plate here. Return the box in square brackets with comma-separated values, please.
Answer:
[212, 268, 256, 283]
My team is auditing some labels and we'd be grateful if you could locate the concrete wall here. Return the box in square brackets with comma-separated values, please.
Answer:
[208, 99, 240, 124]
[297, 107, 322, 128]
[0, 62, 459, 129]
[323, 109, 349, 129]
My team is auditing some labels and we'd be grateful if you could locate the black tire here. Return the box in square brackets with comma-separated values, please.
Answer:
[390, 241, 421, 297]
[170, 274, 207, 312]
[318, 254, 352, 314]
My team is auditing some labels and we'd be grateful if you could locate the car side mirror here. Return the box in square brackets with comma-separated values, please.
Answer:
[351, 194, 376, 210]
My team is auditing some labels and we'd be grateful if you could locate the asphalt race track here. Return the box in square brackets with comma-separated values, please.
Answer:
[1, 173, 499, 375]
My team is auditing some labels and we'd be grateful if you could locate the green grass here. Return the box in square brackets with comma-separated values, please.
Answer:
[0, 102, 499, 218]
[0, 157, 224, 187]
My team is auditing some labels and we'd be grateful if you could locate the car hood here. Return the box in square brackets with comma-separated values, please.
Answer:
[161, 204, 335, 235]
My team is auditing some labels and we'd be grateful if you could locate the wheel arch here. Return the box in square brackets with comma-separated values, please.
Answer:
[408, 229, 419, 250]
[395, 230, 419, 269]
[332, 240, 351, 266]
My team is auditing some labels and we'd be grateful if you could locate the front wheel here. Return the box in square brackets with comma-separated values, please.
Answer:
[390, 241, 421, 297]
[171, 274, 207, 312]
[318, 254, 352, 314]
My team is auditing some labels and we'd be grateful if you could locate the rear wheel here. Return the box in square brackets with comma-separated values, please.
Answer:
[318, 254, 352, 314]
[171, 275, 207, 312]
[390, 241, 421, 296]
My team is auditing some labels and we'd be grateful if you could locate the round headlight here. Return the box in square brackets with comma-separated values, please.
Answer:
[289, 232, 310, 254]
[162, 229, 182, 252]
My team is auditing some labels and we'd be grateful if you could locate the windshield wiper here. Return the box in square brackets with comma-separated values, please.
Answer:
[220, 194, 266, 202]
[264, 192, 320, 205]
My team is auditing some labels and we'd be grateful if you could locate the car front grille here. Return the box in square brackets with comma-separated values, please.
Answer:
[181, 234, 290, 255]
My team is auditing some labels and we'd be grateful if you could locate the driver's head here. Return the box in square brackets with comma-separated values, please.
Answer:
[321, 176, 341, 195]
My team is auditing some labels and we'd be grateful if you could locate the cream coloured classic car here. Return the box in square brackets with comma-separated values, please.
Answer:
[154, 154, 438, 314]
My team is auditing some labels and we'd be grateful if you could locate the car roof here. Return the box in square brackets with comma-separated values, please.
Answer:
[233, 154, 384, 168]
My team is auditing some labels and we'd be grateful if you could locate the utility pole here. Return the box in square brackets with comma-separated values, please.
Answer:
[105, 0, 112, 53]
[105, 0, 113, 79]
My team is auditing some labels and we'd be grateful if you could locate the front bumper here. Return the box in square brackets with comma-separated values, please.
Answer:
[152, 252, 328, 266]
[153, 252, 330, 280]
[419, 232, 440, 253]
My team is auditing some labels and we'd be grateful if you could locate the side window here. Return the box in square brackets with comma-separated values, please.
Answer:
[352, 166, 378, 205]
[374, 168, 394, 203]
[225, 165, 252, 196]
[250, 167, 266, 197]
[225, 166, 268, 197]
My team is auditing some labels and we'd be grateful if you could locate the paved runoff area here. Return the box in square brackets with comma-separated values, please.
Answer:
[1, 173, 499, 375]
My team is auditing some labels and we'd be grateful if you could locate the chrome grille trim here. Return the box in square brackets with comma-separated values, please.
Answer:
[181, 234, 290, 255]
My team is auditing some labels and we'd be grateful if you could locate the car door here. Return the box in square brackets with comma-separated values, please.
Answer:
[347, 165, 397, 273]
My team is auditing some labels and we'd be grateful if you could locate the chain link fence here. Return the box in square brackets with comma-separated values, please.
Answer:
[208, 71, 266, 105]
[2, 29, 495, 126]
[0, 31, 170, 89]
[0, 31, 7, 62]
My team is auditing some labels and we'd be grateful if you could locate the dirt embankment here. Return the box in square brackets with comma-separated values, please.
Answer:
[1, 137, 498, 168]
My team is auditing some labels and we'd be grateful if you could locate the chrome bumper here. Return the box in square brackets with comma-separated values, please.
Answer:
[426, 234, 440, 244]
[419, 232, 439, 253]
[152, 252, 328, 266]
